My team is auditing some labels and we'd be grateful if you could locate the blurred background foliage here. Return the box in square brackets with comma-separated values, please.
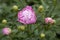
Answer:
[0, 0, 60, 40]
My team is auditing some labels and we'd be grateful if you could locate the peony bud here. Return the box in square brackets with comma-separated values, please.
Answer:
[45, 17, 56, 24]
[40, 33, 45, 38]
[45, 17, 52, 24]
[2, 27, 11, 35]
[17, 25, 25, 30]
[2, 19, 7, 24]
[50, 19, 56, 24]
[38, 5, 44, 12]
[12, 5, 18, 11]
[18, 6, 37, 24]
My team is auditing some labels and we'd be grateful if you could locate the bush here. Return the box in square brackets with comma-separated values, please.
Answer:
[0, 0, 60, 40]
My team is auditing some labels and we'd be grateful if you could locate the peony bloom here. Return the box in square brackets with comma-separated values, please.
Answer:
[45, 17, 55, 24]
[2, 27, 11, 35]
[18, 6, 36, 24]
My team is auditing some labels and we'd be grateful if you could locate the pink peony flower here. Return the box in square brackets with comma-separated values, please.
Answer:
[45, 17, 54, 24]
[18, 6, 37, 24]
[2, 27, 11, 35]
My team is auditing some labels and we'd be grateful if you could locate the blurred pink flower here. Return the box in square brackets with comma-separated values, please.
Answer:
[18, 6, 37, 24]
[2, 27, 11, 35]
[45, 17, 54, 24]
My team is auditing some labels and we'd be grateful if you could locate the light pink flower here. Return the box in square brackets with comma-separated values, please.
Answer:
[18, 6, 37, 24]
[2, 27, 11, 35]
[45, 17, 54, 24]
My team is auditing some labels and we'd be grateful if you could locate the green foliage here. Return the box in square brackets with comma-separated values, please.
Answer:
[0, 0, 60, 40]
